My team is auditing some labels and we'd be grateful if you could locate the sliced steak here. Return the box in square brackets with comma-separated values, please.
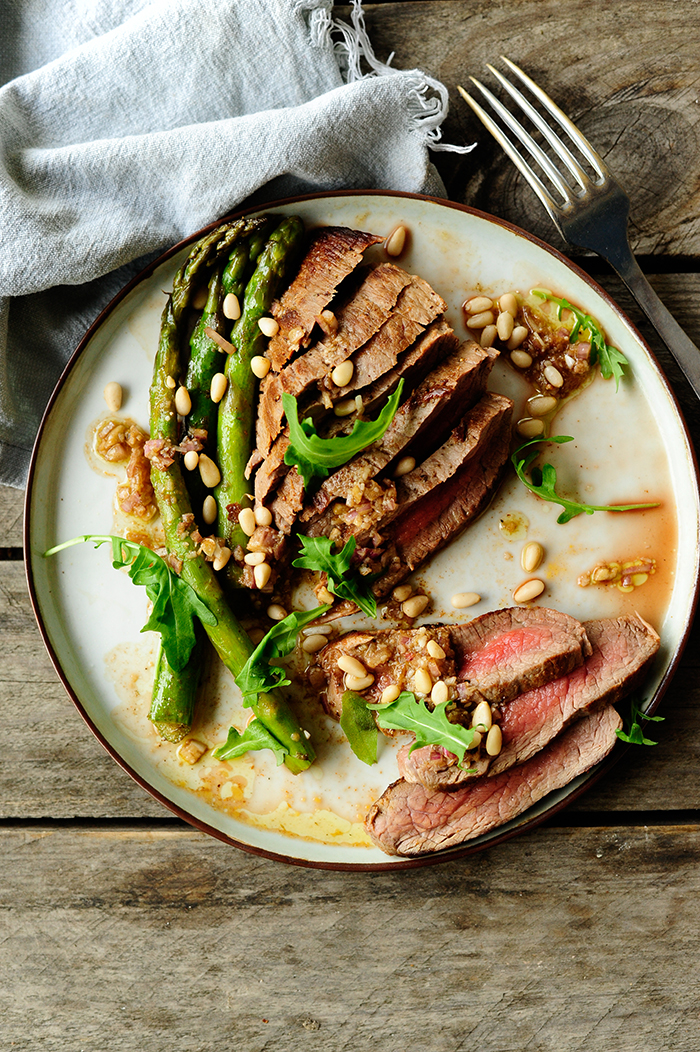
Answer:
[256, 263, 412, 456]
[267, 227, 382, 371]
[400, 613, 659, 790]
[450, 606, 593, 704]
[366, 703, 622, 856]
[489, 614, 659, 774]
[300, 339, 496, 521]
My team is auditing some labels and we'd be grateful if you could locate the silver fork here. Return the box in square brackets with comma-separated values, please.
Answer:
[458, 57, 700, 399]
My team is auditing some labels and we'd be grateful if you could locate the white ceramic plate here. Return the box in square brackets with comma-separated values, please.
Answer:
[25, 191, 700, 869]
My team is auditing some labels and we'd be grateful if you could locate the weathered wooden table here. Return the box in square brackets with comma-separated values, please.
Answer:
[3, 3, 700, 1048]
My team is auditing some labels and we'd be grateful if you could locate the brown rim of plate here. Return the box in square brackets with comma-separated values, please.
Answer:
[23, 188, 700, 871]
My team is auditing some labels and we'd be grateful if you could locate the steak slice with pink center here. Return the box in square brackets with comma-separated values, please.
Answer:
[366, 703, 623, 856]
[400, 614, 660, 790]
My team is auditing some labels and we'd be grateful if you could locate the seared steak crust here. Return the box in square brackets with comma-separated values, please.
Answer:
[366, 704, 622, 856]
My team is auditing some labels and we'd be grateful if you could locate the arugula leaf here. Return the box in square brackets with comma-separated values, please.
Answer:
[367, 691, 479, 769]
[615, 697, 665, 746]
[512, 436, 660, 525]
[235, 605, 330, 703]
[213, 719, 288, 765]
[340, 691, 378, 766]
[43, 535, 216, 672]
[292, 535, 377, 618]
[532, 288, 628, 389]
[282, 379, 404, 488]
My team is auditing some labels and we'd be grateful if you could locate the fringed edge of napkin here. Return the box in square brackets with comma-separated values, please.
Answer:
[301, 0, 476, 155]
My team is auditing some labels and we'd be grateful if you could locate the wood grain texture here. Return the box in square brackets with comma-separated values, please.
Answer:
[2, 824, 700, 1051]
[0, 482, 23, 548]
[359, 0, 700, 257]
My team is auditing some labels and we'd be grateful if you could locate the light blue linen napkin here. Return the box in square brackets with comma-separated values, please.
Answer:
[0, 0, 471, 486]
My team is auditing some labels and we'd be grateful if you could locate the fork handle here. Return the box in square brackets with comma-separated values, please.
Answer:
[611, 248, 700, 401]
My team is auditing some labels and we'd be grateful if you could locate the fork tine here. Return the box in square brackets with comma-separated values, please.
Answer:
[457, 85, 565, 228]
[486, 64, 592, 190]
[467, 76, 574, 203]
[500, 56, 609, 181]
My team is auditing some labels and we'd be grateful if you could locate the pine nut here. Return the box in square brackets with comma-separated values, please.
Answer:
[402, 594, 429, 618]
[354, 395, 363, 412]
[507, 325, 529, 350]
[338, 654, 368, 679]
[254, 505, 273, 527]
[472, 700, 493, 731]
[267, 603, 287, 621]
[392, 584, 413, 602]
[468, 730, 482, 751]
[238, 507, 256, 536]
[529, 395, 558, 417]
[543, 364, 564, 388]
[331, 359, 354, 388]
[393, 455, 416, 478]
[480, 324, 498, 348]
[486, 724, 503, 756]
[516, 417, 545, 438]
[103, 381, 123, 412]
[258, 316, 279, 338]
[431, 680, 449, 705]
[183, 449, 199, 471]
[380, 684, 402, 705]
[202, 495, 217, 524]
[345, 673, 375, 692]
[497, 311, 515, 341]
[385, 224, 407, 256]
[210, 372, 228, 403]
[451, 592, 481, 609]
[175, 386, 192, 416]
[464, 296, 493, 313]
[427, 640, 446, 660]
[513, 578, 545, 603]
[466, 310, 495, 329]
[499, 292, 518, 316]
[414, 668, 433, 695]
[165, 375, 177, 389]
[317, 585, 334, 604]
[317, 309, 338, 334]
[213, 548, 231, 571]
[302, 634, 328, 654]
[510, 349, 533, 369]
[198, 453, 221, 488]
[177, 738, 207, 764]
[244, 551, 267, 566]
[250, 355, 271, 379]
[191, 287, 208, 310]
[254, 562, 272, 588]
[334, 397, 357, 417]
[223, 292, 241, 320]
[521, 541, 545, 573]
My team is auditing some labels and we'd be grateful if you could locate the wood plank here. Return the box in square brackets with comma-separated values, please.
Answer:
[1, 824, 700, 1050]
[0, 483, 23, 548]
[360, 0, 700, 258]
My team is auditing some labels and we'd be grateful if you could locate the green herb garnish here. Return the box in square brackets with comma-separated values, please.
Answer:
[615, 697, 664, 746]
[213, 719, 288, 766]
[512, 436, 660, 524]
[235, 605, 330, 703]
[531, 287, 628, 388]
[43, 535, 216, 672]
[282, 379, 404, 488]
[367, 691, 480, 769]
[292, 535, 377, 618]
[340, 691, 378, 766]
